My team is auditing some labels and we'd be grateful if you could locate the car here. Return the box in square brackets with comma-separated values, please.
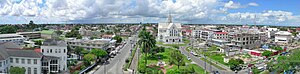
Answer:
[213, 71, 220, 74]
[187, 57, 191, 60]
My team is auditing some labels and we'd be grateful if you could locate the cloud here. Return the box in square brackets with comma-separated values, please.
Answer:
[224, 1, 245, 9]
[248, 2, 259, 6]
[223, 10, 297, 25]
[0, 0, 299, 26]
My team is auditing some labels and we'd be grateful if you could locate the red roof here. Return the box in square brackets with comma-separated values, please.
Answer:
[215, 32, 228, 34]
[34, 48, 41, 52]
[296, 28, 300, 31]
[186, 30, 192, 33]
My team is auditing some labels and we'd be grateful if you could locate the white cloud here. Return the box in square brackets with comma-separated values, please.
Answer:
[224, 1, 245, 9]
[0, 0, 299, 26]
[248, 2, 259, 6]
[224, 10, 297, 25]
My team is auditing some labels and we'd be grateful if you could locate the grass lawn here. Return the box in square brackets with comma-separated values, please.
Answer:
[41, 30, 54, 35]
[166, 64, 208, 74]
[207, 53, 228, 66]
[190, 64, 209, 74]
[138, 48, 206, 73]
[200, 58, 226, 70]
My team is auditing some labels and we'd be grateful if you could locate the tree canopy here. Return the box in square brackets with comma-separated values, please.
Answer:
[0, 26, 17, 34]
[10, 67, 26, 74]
[228, 59, 244, 71]
[262, 51, 273, 57]
[65, 29, 81, 38]
[90, 48, 108, 58]
[113, 35, 123, 43]
[169, 50, 185, 68]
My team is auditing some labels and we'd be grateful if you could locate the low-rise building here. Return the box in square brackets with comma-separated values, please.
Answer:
[0, 42, 42, 74]
[0, 34, 25, 46]
[275, 31, 292, 44]
[41, 39, 68, 73]
[67, 39, 116, 51]
[16, 32, 41, 39]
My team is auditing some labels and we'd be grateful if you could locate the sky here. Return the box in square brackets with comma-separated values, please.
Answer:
[0, 0, 299, 26]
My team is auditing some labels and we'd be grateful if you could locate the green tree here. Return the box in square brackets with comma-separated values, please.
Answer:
[138, 26, 156, 68]
[55, 30, 63, 35]
[90, 48, 108, 59]
[29, 20, 38, 29]
[65, 29, 81, 38]
[83, 54, 96, 66]
[170, 50, 185, 69]
[10, 67, 26, 74]
[33, 40, 43, 46]
[187, 65, 195, 73]
[228, 59, 244, 72]
[262, 51, 273, 57]
[0, 26, 17, 34]
[113, 35, 123, 43]
[166, 68, 180, 74]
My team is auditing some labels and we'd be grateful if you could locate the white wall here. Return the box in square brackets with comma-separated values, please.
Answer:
[41, 46, 68, 71]
[10, 57, 42, 74]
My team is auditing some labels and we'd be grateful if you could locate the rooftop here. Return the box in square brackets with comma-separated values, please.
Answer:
[0, 34, 23, 38]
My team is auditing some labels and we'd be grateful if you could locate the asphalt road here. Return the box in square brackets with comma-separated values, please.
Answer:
[93, 35, 138, 74]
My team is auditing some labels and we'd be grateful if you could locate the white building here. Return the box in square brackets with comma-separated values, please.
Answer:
[0, 42, 42, 74]
[275, 31, 292, 44]
[41, 39, 68, 73]
[157, 14, 183, 44]
[67, 39, 116, 51]
[0, 34, 25, 46]
[266, 28, 279, 38]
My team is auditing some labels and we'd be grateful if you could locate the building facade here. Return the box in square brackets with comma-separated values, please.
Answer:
[275, 31, 292, 44]
[16, 32, 41, 40]
[41, 39, 68, 73]
[0, 42, 42, 74]
[0, 34, 25, 46]
[157, 14, 183, 44]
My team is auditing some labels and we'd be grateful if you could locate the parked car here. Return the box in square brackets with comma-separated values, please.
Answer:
[213, 71, 220, 74]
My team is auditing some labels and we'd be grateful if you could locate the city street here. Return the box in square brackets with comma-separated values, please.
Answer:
[92, 35, 138, 74]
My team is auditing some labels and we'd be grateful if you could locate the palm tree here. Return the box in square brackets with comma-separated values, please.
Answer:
[138, 26, 156, 67]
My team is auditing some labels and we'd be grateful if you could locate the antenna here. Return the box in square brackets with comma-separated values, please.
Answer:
[254, 14, 256, 27]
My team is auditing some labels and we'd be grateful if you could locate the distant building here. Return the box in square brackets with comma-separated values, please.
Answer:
[0, 34, 25, 46]
[227, 26, 261, 49]
[266, 28, 279, 38]
[102, 35, 115, 39]
[67, 39, 116, 51]
[0, 42, 42, 74]
[275, 31, 292, 44]
[157, 14, 183, 44]
[41, 39, 68, 73]
[16, 32, 41, 39]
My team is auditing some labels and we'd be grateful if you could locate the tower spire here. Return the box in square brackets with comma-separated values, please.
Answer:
[167, 12, 172, 23]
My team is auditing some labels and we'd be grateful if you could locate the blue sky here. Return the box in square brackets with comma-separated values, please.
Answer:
[0, 0, 299, 26]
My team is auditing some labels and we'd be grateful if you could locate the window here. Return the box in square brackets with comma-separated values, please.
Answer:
[58, 49, 61, 53]
[21, 59, 25, 64]
[34, 68, 37, 74]
[16, 58, 19, 63]
[0, 62, 2, 67]
[64, 49, 66, 53]
[27, 59, 31, 64]
[50, 49, 52, 53]
[42, 49, 44, 53]
[28, 67, 31, 74]
[34, 59, 37, 64]
[47, 49, 49, 53]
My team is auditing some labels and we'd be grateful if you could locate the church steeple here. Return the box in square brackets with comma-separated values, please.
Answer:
[167, 13, 172, 23]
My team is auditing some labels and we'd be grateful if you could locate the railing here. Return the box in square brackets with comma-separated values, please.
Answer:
[79, 62, 97, 74]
